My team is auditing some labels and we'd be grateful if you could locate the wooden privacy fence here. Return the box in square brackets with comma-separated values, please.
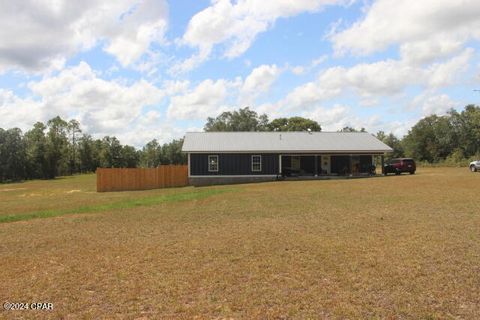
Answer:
[96, 165, 189, 192]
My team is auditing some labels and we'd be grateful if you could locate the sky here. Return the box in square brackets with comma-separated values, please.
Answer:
[1, 0, 480, 147]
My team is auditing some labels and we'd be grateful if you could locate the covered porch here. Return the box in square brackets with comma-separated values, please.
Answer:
[279, 154, 383, 177]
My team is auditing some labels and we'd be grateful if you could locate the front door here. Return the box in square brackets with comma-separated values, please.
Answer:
[321, 156, 330, 175]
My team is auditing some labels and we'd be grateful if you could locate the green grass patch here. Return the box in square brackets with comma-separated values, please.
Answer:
[0, 187, 235, 224]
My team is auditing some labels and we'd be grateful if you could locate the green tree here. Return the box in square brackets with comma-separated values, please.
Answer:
[24, 122, 49, 179]
[449, 105, 480, 157]
[45, 116, 69, 178]
[99, 136, 123, 168]
[67, 119, 82, 174]
[161, 139, 187, 164]
[376, 131, 404, 159]
[140, 139, 162, 167]
[267, 117, 321, 132]
[204, 107, 269, 132]
[0, 128, 26, 181]
[339, 126, 366, 132]
[121, 145, 139, 168]
[402, 114, 456, 162]
[78, 134, 101, 172]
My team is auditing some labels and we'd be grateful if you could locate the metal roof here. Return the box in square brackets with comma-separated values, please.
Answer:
[182, 132, 393, 153]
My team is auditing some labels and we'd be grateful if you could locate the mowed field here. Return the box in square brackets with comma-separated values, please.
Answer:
[1, 168, 479, 319]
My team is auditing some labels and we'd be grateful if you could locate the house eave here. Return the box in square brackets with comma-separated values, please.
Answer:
[182, 150, 393, 154]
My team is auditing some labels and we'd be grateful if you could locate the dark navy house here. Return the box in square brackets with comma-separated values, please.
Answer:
[182, 132, 392, 186]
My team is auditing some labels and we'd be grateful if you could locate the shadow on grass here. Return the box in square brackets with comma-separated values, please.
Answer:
[1, 187, 236, 224]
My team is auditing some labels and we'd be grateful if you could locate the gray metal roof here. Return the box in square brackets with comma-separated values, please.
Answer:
[182, 132, 393, 153]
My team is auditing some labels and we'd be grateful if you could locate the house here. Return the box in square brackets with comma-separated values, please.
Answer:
[182, 131, 393, 186]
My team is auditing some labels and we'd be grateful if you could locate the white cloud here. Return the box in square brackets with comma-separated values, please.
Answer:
[166, 79, 234, 120]
[162, 80, 191, 96]
[303, 104, 393, 134]
[399, 37, 464, 66]
[242, 64, 279, 93]
[0, 89, 43, 131]
[319, 60, 416, 97]
[1, 62, 166, 146]
[426, 48, 474, 88]
[312, 55, 328, 67]
[177, 0, 348, 72]
[115, 119, 186, 146]
[283, 80, 341, 110]
[304, 104, 351, 130]
[167, 64, 281, 121]
[331, 0, 480, 61]
[291, 66, 305, 75]
[253, 47, 473, 136]
[103, 2, 168, 66]
[255, 102, 281, 118]
[282, 60, 414, 112]
[421, 94, 457, 116]
[280, 48, 473, 112]
[240, 64, 280, 104]
[0, 0, 168, 73]
[287, 55, 328, 77]
[302, 104, 416, 137]
[411, 92, 458, 116]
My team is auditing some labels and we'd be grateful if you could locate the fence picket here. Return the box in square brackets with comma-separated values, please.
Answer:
[96, 165, 189, 192]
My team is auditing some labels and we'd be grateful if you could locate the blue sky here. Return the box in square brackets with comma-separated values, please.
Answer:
[1, 0, 479, 146]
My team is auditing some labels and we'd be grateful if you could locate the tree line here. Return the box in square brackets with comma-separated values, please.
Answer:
[204, 106, 480, 164]
[375, 105, 480, 164]
[0, 116, 185, 182]
[1, 105, 479, 182]
[204, 107, 321, 132]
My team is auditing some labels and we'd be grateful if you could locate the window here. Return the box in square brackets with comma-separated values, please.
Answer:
[208, 155, 219, 172]
[251, 155, 262, 172]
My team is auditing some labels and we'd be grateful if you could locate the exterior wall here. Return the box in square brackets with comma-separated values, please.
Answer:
[190, 153, 279, 176]
[188, 153, 377, 185]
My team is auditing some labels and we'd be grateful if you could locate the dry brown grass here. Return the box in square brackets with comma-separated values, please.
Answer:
[1, 168, 479, 319]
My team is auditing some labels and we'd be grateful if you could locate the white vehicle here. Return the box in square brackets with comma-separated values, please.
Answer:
[470, 160, 480, 172]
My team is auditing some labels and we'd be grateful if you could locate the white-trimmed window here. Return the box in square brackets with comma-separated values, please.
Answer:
[251, 155, 262, 172]
[208, 155, 219, 172]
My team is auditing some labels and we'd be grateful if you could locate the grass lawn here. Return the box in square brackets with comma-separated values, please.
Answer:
[0, 168, 479, 319]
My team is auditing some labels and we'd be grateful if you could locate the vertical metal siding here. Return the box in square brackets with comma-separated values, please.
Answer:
[190, 153, 278, 176]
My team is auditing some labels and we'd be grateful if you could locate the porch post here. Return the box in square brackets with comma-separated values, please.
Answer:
[350, 154, 353, 176]
[279, 154, 282, 175]
[314, 155, 318, 176]
[381, 155, 385, 175]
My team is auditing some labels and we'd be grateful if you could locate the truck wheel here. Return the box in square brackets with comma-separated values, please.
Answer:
[471, 165, 477, 172]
